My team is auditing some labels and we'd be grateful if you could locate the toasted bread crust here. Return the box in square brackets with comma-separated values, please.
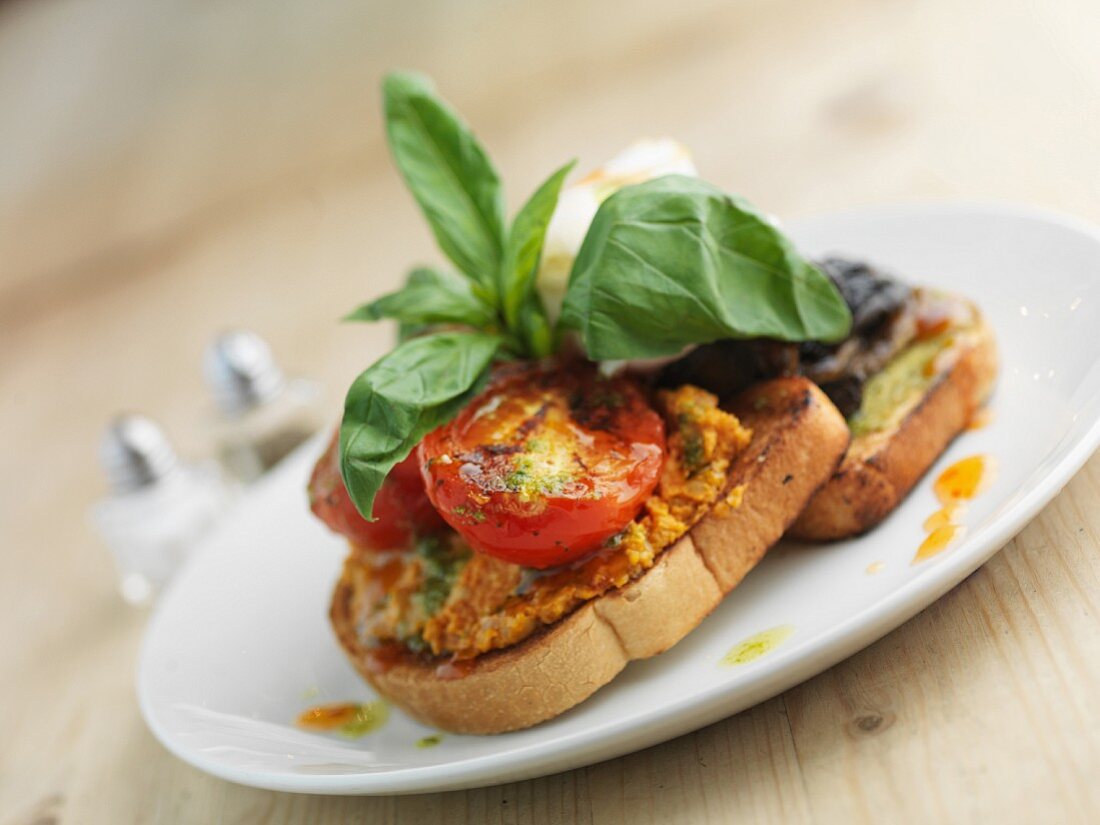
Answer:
[330, 378, 849, 734]
[789, 318, 998, 541]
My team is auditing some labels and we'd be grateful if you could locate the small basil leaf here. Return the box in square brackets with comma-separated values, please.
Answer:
[561, 175, 852, 359]
[501, 161, 576, 347]
[344, 267, 496, 329]
[339, 331, 500, 519]
[397, 321, 429, 343]
[383, 72, 505, 296]
[517, 292, 555, 358]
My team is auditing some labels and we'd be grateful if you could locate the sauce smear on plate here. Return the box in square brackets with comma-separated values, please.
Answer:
[296, 701, 389, 737]
[913, 455, 991, 564]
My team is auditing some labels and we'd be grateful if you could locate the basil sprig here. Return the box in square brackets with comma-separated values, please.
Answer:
[340, 72, 569, 518]
[561, 175, 851, 358]
[357, 71, 569, 359]
[338, 71, 852, 520]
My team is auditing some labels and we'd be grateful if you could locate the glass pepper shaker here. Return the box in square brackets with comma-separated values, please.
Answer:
[203, 330, 323, 484]
[90, 414, 232, 605]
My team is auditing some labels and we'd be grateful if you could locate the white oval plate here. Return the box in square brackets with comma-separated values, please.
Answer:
[138, 202, 1100, 795]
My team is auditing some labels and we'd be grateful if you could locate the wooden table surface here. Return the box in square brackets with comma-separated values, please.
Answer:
[4, 0, 1100, 821]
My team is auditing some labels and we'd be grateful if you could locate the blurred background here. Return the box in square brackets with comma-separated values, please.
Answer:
[2, 0, 1100, 814]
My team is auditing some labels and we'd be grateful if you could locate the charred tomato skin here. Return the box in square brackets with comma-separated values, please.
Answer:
[308, 430, 446, 549]
[418, 364, 666, 568]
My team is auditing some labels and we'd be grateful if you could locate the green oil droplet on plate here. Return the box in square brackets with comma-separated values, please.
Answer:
[416, 734, 444, 748]
[720, 625, 794, 666]
[341, 700, 389, 738]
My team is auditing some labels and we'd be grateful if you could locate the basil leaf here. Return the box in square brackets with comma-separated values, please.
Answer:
[397, 320, 429, 343]
[340, 331, 500, 519]
[517, 294, 554, 358]
[501, 161, 575, 353]
[561, 175, 852, 359]
[383, 72, 505, 296]
[344, 267, 496, 329]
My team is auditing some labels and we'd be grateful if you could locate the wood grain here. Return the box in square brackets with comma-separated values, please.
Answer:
[3, 0, 1100, 822]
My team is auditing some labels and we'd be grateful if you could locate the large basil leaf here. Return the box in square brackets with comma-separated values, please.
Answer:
[344, 267, 495, 329]
[560, 175, 852, 359]
[500, 161, 575, 355]
[383, 73, 505, 297]
[340, 330, 500, 519]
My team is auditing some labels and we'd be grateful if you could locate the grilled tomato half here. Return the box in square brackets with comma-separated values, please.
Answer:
[419, 363, 666, 568]
[309, 430, 445, 549]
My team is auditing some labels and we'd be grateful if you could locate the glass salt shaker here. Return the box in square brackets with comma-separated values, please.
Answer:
[90, 414, 232, 605]
[203, 330, 323, 484]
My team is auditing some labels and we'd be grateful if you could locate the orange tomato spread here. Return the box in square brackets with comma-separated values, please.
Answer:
[344, 385, 751, 660]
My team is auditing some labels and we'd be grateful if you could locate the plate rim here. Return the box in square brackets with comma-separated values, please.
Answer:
[137, 198, 1100, 795]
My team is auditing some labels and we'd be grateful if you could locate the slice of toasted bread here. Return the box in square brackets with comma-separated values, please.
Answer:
[789, 317, 997, 541]
[329, 377, 849, 734]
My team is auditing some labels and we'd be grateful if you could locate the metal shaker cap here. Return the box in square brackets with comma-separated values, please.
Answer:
[203, 330, 286, 416]
[99, 413, 180, 493]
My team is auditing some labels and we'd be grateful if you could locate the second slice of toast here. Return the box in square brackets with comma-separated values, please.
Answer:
[789, 315, 997, 540]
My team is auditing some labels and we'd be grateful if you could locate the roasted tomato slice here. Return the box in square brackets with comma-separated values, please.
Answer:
[419, 363, 666, 568]
[308, 430, 445, 550]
